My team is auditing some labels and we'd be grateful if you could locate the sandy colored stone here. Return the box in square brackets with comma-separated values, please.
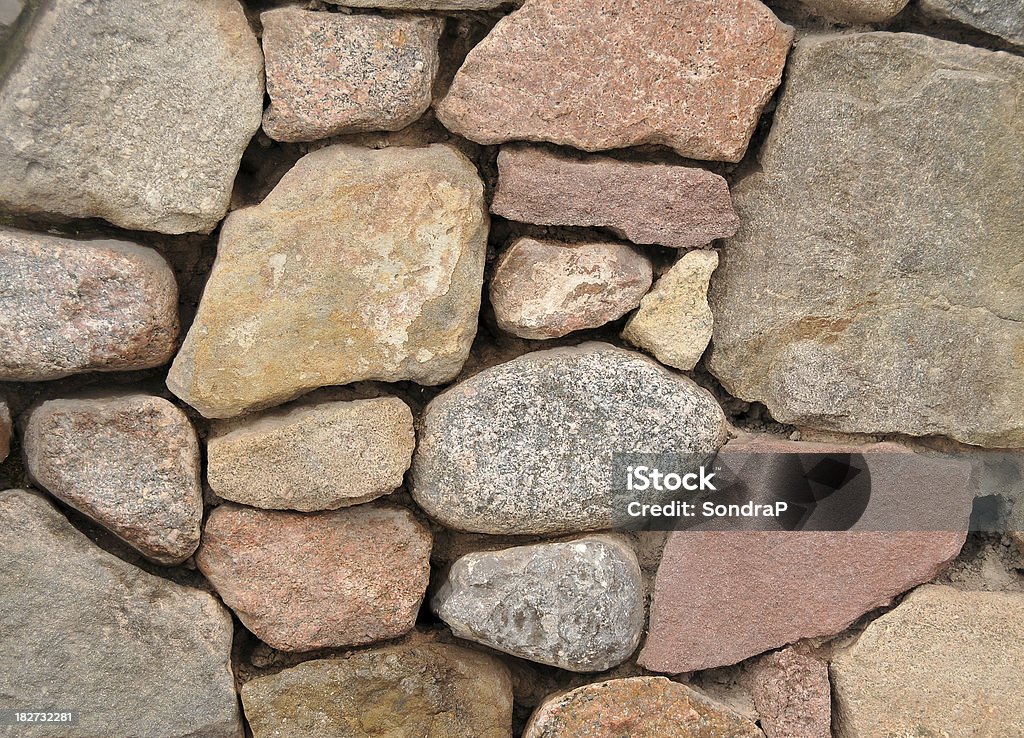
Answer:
[196, 503, 431, 651]
[0, 0, 23, 31]
[0, 228, 179, 381]
[241, 643, 513, 738]
[167, 144, 487, 418]
[23, 395, 202, 565]
[832, 585, 1024, 737]
[622, 250, 718, 371]
[490, 238, 652, 339]
[0, 400, 9, 464]
[0, 0, 263, 234]
[411, 343, 727, 535]
[797, 0, 909, 22]
[433, 535, 644, 672]
[919, 0, 1023, 46]
[436, 0, 792, 161]
[1012, 531, 1024, 554]
[328, 0, 508, 7]
[208, 397, 415, 511]
[752, 648, 831, 738]
[708, 33, 1024, 447]
[262, 9, 442, 142]
[0, 489, 242, 738]
[492, 147, 739, 248]
[523, 677, 761, 738]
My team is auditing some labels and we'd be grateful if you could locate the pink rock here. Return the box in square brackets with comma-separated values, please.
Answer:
[492, 147, 739, 248]
[490, 237, 653, 339]
[196, 503, 431, 652]
[436, 0, 793, 162]
[752, 648, 831, 738]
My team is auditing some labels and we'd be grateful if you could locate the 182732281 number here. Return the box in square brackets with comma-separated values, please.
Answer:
[0, 710, 80, 725]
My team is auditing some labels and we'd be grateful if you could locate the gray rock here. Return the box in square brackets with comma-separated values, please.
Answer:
[433, 535, 644, 671]
[0, 399, 9, 464]
[23, 395, 203, 565]
[797, 0, 909, 23]
[207, 397, 415, 511]
[0, 489, 242, 738]
[0, 0, 263, 234]
[411, 342, 728, 535]
[0, 0, 23, 31]
[919, 0, 1023, 46]
[708, 33, 1024, 447]
[832, 585, 1024, 737]
[327, 0, 510, 7]
[0, 228, 179, 381]
[241, 643, 514, 738]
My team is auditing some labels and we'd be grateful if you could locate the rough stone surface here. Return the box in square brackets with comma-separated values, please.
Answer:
[167, 144, 488, 418]
[208, 397, 415, 511]
[436, 0, 793, 161]
[752, 648, 831, 738]
[797, 0, 909, 23]
[262, 9, 442, 142]
[622, 250, 718, 371]
[832, 585, 1024, 737]
[241, 643, 513, 738]
[523, 677, 762, 738]
[640, 529, 967, 672]
[0, 0, 263, 234]
[0, 228, 179, 381]
[196, 503, 431, 651]
[491, 147, 739, 248]
[919, 0, 1024, 46]
[490, 238, 652, 339]
[0, 489, 242, 738]
[23, 395, 202, 565]
[412, 343, 728, 535]
[708, 33, 1024, 447]
[433, 535, 644, 672]
[0, 399, 9, 464]
[328, 0, 508, 7]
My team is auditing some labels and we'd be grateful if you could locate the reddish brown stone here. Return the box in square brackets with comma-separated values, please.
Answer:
[523, 677, 761, 737]
[490, 237, 652, 339]
[492, 147, 739, 248]
[752, 648, 831, 738]
[436, 1, 793, 162]
[196, 503, 431, 651]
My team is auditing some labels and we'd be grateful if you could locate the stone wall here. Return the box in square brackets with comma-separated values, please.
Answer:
[1, 0, 1022, 736]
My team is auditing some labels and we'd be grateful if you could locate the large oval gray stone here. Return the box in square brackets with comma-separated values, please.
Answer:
[708, 33, 1024, 447]
[432, 535, 644, 672]
[411, 342, 727, 535]
[0, 489, 242, 737]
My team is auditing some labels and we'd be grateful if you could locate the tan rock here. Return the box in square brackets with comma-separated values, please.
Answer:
[167, 144, 488, 418]
[328, 0, 509, 7]
[491, 147, 739, 248]
[797, 0, 909, 23]
[196, 503, 432, 651]
[241, 643, 514, 738]
[436, 0, 793, 162]
[490, 238, 652, 339]
[208, 397, 415, 511]
[832, 585, 1024, 737]
[622, 250, 718, 370]
[523, 677, 761, 737]
[752, 648, 831, 738]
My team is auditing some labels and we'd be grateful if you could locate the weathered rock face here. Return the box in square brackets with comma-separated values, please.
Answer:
[241, 643, 514, 738]
[491, 147, 739, 248]
[196, 503, 431, 651]
[832, 585, 1024, 737]
[0, 489, 242, 738]
[411, 343, 728, 535]
[797, 0, 909, 22]
[622, 250, 718, 371]
[708, 33, 1024, 447]
[523, 677, 762, 738]
[433, 536, 644, 672]
[919, 0, 1023, 46]
[167, 144, 488, 418]
[0, 0, 263, 234]
[490, 238, 653, 339]
[752, 648, 831, 738]
[262, 9, 442, 142]
[0, 228, 179, 381]
[436, 0, 793, 161]
[207, 398, 415, 511]
[328, 0, 507, 7]
[23, 395, 202, 565]
[0, 399, 10, 464]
